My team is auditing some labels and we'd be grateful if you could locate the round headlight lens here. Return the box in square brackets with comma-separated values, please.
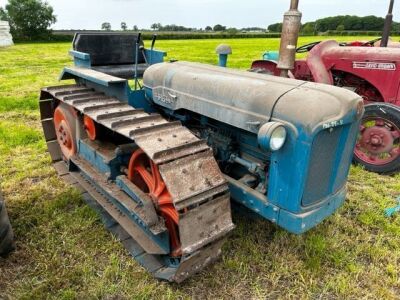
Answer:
[270, 126, 287, 151]
[258, 122, 287, 152]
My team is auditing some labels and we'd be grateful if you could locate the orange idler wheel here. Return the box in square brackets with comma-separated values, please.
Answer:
[84, 115, 97, 141]
[54, 103, 77, 160]
[128, 149, 181, 256]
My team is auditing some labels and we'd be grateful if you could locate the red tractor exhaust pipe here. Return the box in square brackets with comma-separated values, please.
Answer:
[277, 0, 302, 77]
[381, 0, 395, 47]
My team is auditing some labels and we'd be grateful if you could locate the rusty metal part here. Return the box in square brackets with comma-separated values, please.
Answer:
[277, 0, 302, 77]
[39, 84, 234, 282]
[381, 0, 395, 48]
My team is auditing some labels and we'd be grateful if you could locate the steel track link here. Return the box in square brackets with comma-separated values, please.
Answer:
[39, 84, 235, 282]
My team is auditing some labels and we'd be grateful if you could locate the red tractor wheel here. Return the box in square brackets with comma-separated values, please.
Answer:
[128, 149, 181, 256]
[54, 103, 77, 160]
[354, 103, 400, 174]
[83, 115, 97, 141]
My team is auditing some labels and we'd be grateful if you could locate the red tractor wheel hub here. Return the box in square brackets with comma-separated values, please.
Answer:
[128, 149, 181, 256]
[355, 117, 400, 165]
[54, 105, 77, 160]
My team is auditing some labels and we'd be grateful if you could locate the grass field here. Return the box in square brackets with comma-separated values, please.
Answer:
[0, 37, 399, 299]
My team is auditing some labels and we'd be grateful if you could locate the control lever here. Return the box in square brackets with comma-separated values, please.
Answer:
[134, 33, 141, 90]
[150, 34, 157, 65]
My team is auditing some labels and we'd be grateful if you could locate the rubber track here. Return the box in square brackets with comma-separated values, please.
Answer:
[0, 191, 15, 257]
[39, 84, 234, 282]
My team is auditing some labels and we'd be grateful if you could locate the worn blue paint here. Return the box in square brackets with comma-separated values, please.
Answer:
[69, 50, 91, 68]
[263, 51, 280, 61]
[278, 186, 347, 234]
[227, 172, 347, 234]
[60, 67, 126, 86]
[77, 139, 131, 180]
[144, 48, 167, 65]
[218, 54, 229, 67]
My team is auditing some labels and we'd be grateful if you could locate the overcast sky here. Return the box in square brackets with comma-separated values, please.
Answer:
[0, 0, 396, 30]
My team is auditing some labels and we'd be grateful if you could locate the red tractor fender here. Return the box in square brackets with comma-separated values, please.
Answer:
[305, 40, 338, 85]
[250, 60, 295, 78]
[307, 41, 400, 104]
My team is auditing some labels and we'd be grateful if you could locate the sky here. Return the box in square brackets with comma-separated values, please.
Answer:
[0, 0, 397, 30]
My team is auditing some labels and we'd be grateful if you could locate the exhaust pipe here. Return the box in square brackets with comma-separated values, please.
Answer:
[381, 0, 395, 47]
[277, 0, 302, 77]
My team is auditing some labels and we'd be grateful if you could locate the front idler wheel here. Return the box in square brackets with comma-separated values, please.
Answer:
[354, 103, 400, 174]
[53, 103, 77, 160]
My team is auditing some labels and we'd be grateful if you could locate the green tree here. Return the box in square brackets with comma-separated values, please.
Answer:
[0, 7, 8, 21]
[121, 22, 127, 31]
[1, 0, 56, 40]
[213, 24, 226, 32]
[336, 24, 345, 31]
[227, 27, 238, 34]
[151, 23, 161, 31]
[133, 25, 139, 31]
[268, 23, 282, 32]
[205, 26, 212, 31]
[101, 22, 111, 31]
[302, 22, 316, 34]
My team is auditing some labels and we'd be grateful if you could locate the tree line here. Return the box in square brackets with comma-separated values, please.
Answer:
[2, 0, 398, 41]
[268, 15, 400, 34]
[101, 22, 267, 33]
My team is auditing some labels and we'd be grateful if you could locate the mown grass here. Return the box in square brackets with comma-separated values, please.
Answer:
[0, 37, 399, 299]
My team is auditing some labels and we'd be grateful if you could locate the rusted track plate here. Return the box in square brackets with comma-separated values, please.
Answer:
[172, 238, 226, 283]
[159, 150, 228, 208]
[179, 194, 234, 255]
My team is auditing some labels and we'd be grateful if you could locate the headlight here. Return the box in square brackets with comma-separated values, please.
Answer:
[258, 122, 287, 151]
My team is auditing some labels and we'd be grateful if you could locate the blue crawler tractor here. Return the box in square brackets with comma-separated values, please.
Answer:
[39, 32, 363, 282]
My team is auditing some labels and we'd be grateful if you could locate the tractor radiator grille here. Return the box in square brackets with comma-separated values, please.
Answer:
[302, 126, 349, 207]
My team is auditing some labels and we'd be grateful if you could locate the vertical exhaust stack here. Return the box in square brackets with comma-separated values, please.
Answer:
[277, 0, 302, 78]
[381, 0, 395, 47]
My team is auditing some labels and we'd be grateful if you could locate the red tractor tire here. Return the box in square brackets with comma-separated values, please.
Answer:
[354, 103, 400, 174]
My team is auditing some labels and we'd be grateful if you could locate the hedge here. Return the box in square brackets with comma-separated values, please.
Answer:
[320, 30, 400, 36]
[39, 32, 281, 42]
[14, 30, 400, 43]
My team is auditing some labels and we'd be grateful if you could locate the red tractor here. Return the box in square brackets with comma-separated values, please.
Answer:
[252, 0, 400, 174]
[344, 38, 400, 48]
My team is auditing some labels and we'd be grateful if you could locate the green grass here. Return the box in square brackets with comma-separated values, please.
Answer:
[0, 37, 399, 299]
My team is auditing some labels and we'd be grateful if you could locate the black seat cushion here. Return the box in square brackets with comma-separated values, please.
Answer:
[92, 64, 148, 79]
[73, 33, 146, 66]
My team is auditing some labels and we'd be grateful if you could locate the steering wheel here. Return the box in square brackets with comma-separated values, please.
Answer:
[360, 37, 382, 47]
[296, 41, 321, 53]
